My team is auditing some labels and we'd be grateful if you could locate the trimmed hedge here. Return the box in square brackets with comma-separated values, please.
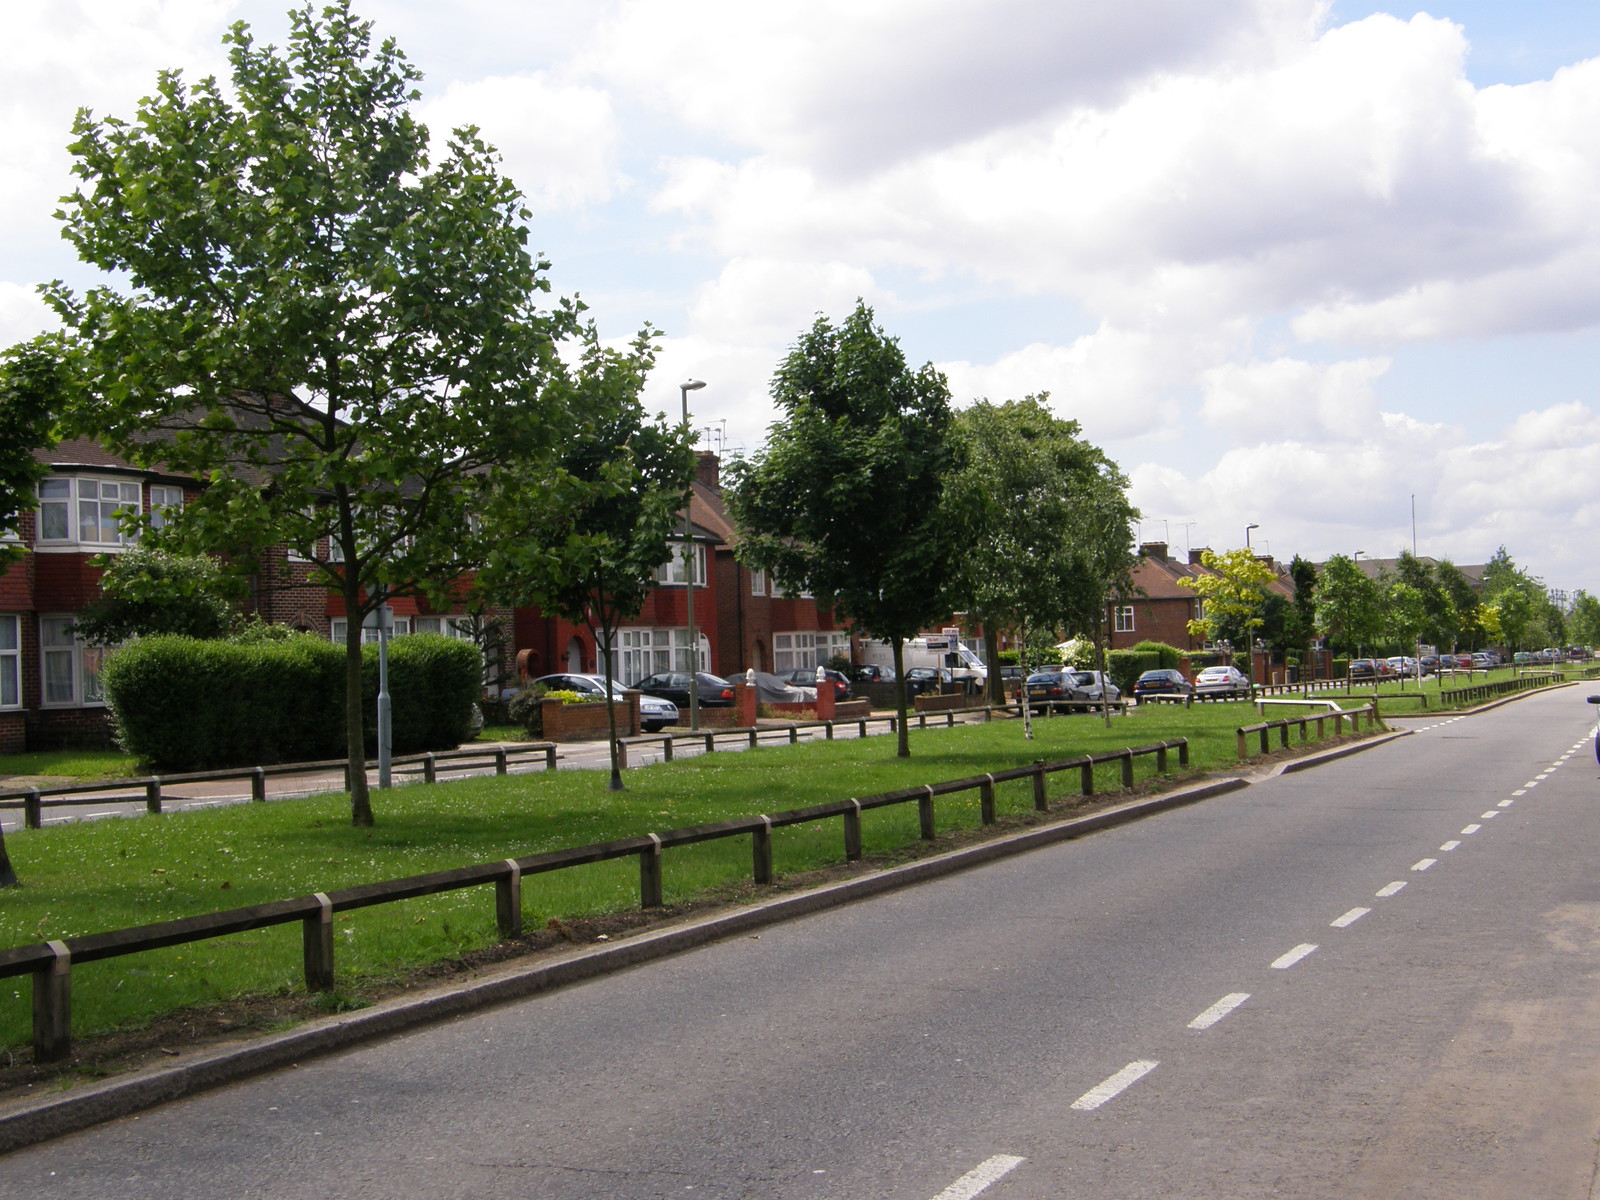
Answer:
[1128, 640, 1184, 670]
[103, 633, 480, 771]
[1106, 649, 1160, 697]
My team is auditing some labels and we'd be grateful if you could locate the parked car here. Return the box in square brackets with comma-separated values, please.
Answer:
[852, 664, 896, 684]
[781, 667, 851, 701]
[1132, 669, 1192, 704]
[1348, 658, 1378, 681]
[903, 666, 954, 697]
[633, 671, 738, 709]
[999, 665, 1026, 691]
[1386, 656, 1419, 677]
[1194, 664, 1251, 699]
[529, 673, 680, 732]
[1025, 670, 1074, 712]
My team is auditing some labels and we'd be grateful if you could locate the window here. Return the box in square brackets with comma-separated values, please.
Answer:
[330, 610, 410, 645]
[414, 616, 476, 640]
[40, 617, 108, 706]
[821, 631, 851, 663]
[656, 544, 707, 587]
[148, 485, 184, 530]
[0, 615, 17, 708]
[749, 568, 768, 597]
[773, 579, 814, 600]
[36, 476, 142, 547]
[1115, 606, 1136, 633]
[608, 627, 706, 684]
[774, 631, 817, 673]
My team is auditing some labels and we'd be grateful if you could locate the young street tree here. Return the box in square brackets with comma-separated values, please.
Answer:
[47, 3, 580, 825]
[947, 397, 1136, 731]
[479, 329, 696, 791]
[1178, 548, 1277, 670]
[727, 302, 966, 758]
[1314, 554, 1384, 657]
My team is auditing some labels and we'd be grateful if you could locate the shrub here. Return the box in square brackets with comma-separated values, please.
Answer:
[362, 634, 482, 755]
[1128, 640, 1184, 670]
[508, 685, 549, 738]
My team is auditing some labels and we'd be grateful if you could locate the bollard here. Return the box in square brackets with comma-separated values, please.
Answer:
[423, 753, 437, 784]
[640, 834, 664, 908]
[858, 719, 868, 738]
[495, 748, 508, 776]
[252, 767, 267, 803]
[614, 741, 629, 771]
[844, 799, 863, 861]
[25, 787, 41, 829]
[145, 777, 162, 814]
[663, 736, 674, 763]
[753, 816, 774, 884]
[749, 729, 759, 750]
[545, 745, 558, 771]
[788, 726, 799, 744]
[303, 892, 335, 993]
[825, 720, 835, 741]
[980, 774, 997, 825]
[704, 732, 715, 754]
[496, 859, 522, 938]
[919, 787, 936, 840]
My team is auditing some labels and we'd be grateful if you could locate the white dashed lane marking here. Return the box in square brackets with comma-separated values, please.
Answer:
[1378, 881, 1407, 897]
[1071, 1061, 1160, 1111]
[1189, 993, 1251, 1030]
[1271, 943, 1319, 969]
[1463, 824, 1482, 834]
[1440, 840, 1461, 852]
[1331, 907, 1370, 928]
[930, 1155, 1026, 1200]
[1412, 858, 1437, 871]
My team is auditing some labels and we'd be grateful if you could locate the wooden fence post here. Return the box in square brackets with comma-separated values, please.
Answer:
[640, 834, 664, 908]
[980, 774, 996, 825]
[1120, 750, 1134, 790]
[32, 940, 72, 1064]
[1178, 739, 1190, 768]
[1236, 730, 1248, 759]
[753, 816, 774, 884]
[1156, 744, 1168, 774]
[496, 860, 522, 938]
[303, 893, 335, 993]
[1033, 762, 1049, 811]
[844, 799, 863, 861]
[1080, 759, 1095, 796]
[1259, 726, 1270, 755]
[919, 787, 936, 840]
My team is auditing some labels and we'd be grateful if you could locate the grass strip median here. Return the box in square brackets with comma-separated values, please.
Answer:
[0, 702, 1344, 1055]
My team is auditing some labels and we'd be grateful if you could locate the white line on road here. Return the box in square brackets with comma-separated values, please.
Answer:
[1331, 907, 1370, 928]
[1498, 799, 1514, 807]
[1512, 789, 1527, 796]
[1522, 781, 1539, 789]
[1480, 811, 1500, 819]
[1440, 840, 1461, 852]
[1189, 993, 1251, 1029]
[1272, 943, 1319, 969]
[1462, 824, 1482, 834]
[1071, 1061, 1159, 1111]
[1377, 881, 1407, 897]
[930, 1155, 1027, 1200]
[1412, 858, 1437, 871]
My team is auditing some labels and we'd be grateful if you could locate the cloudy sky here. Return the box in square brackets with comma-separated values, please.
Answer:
[4, 1, 1600, 595]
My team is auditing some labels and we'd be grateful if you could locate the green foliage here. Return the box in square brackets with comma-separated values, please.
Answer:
[726, 301, 964, 756]
[1128, 641, 1184, 670]
[1314, 555, 1384, 655]
[1179, 548, 1277, 646]
[72, 545, 242, 644]
[0, 341, 71, 573]
[507, 685, 549, 738]
[1107, 649, 1161, 695]
[363, 634, 481, 755]
[48, 2, 583, 825]
[945, 396, 1138, 697]
[103, 632, 477, 771]
[1569, 590, 1600, 648]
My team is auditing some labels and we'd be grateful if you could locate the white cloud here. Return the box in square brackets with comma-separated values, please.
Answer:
[420, 74, 624, 214]
[1199, 356, 1392, 440]
[684, 258, 888, 347]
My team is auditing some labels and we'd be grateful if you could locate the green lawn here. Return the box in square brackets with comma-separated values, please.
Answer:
[1, 700, 1364, 1049]
[0, 748, 143, 783]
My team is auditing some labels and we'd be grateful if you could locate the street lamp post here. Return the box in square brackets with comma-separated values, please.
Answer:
[1244, 524, 1261, 681]
[680, 378, 706, 731]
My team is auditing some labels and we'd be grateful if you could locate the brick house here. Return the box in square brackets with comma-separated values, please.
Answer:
[1105, 542, 1205, 654]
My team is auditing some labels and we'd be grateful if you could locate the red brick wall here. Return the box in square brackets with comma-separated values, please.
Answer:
[540, 694, 639, 742]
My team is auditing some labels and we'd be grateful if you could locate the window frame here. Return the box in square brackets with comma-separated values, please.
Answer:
[0, 614, 19, 709]
[35, 475, 144, 549]
[39, 615, 109, 707]
[1114, 605, 1136, 634]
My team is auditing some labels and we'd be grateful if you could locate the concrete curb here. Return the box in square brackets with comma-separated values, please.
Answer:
[0, 725, 1416, 1152]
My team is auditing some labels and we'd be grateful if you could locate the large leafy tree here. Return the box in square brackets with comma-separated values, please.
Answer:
[47, 3, 579, 825]
[1568, 590, 1600, 649]
[727, 302, 965, 757]
[1285, 554, 1319, 664]
[1314, 554, 1384, 657]
[946, 397, 1138, 733]
[478, 329, 696, 791]
[72, 546, 243, 644]
[1434, 559, 1482, 650]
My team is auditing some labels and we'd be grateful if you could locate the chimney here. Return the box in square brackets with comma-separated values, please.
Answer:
[695, 451, 720, 491]
[1189, 547, 1209, 566]
[1139, 541, 1168, 563]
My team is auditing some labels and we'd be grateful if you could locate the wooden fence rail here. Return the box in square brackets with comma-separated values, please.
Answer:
[0, 739, 1189, 1062]
[1236, 705, 1377, 759]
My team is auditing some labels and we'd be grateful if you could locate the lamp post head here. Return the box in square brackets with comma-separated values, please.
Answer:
[680, 378, 706, 393]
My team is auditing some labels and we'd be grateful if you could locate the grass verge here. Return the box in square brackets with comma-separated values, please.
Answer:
[0, 701, 1366, 1074]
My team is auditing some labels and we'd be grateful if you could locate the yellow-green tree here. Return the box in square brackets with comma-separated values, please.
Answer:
[1178, 548, 1277, 669]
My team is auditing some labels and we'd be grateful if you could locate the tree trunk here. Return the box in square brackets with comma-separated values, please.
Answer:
[0, 827, 19, 888]
[1019, 620, 1034, 741]
[984, 624, 1004, 707]
[595, 610, 625, 792]
[346, 586, 374, 827]
[892, 637, 910, 757]
[1094, 614, 1113, 729]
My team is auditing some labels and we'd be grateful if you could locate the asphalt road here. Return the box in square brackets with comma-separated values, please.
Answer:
[5, 689, 1600, 1198]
